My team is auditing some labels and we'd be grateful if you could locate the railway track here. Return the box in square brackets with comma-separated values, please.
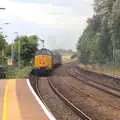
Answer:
[32, 75, 92, 120]
[29, 63, 120, 120]
[76, 67, 120, 90]
[48, 77, 92, 120]
[68, 67, 120, 98]
[29, 62, 120, 120]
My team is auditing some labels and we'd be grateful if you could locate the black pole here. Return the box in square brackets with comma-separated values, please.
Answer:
[43, 40, 44, 48]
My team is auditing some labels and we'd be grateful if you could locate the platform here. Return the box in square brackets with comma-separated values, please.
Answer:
[0, 79, 50, 120]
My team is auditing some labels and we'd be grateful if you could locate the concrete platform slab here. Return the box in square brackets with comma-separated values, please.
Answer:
[1, 79, 50, 120]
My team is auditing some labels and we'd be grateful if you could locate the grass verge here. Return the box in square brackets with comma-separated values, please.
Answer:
[6, 66, 32, 79]
[79, 64, 120, 76]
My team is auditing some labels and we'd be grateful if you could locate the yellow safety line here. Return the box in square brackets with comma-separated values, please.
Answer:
[2, 81, 9, 120]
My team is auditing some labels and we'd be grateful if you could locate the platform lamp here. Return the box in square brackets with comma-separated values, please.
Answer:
[1, 35, 7, 63]
[0, 22, 10, 34]
[0, 8, 6, 10]
[39, 38, 45, 48]
[14, 32, 21, 69]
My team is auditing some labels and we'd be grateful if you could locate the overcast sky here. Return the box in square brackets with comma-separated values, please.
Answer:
[0, 0, 94, 50]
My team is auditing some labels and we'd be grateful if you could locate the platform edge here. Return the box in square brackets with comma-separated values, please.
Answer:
[26, 79, 56, 120]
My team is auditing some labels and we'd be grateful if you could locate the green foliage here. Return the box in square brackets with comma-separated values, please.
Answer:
[4, 44, 11, 57]
[13, 35, 38, 66]
[0, 33, 7, 64]
[6, 66, 32, 78]
[0, 33, 6, 50]
[0, 32, 39, 66]
[77, 0, 120, 65]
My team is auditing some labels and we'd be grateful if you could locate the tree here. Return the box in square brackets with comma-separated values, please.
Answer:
[77, 0, 120, 65]
[0, 33, 6, 51]
[0, 33, 7, 64]
[110, 0, 120, 49]
[13, 35, 39, 66]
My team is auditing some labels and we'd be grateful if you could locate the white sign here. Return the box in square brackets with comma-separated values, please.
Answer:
[7, 58, 13, 65]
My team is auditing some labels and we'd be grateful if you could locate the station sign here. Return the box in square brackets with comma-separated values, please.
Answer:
[7, 58, 13, 65]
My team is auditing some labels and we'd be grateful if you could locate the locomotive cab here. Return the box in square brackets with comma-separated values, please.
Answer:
[35, 48, 53, 68]
[31, 48, 62, 76]
[33, 48, 53, 76]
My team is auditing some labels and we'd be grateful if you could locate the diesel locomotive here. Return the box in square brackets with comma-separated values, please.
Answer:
[30, 48, 62, 76]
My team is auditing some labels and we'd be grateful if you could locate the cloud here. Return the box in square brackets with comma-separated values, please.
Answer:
[0, 0, 94, 50]
[0, 0, 93, 28]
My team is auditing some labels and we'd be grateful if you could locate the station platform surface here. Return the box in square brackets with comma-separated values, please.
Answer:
[0, 79, 49, 120]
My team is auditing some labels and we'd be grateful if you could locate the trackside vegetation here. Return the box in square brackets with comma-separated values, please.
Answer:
[0, 34, 38, 66]
[0, 34, 38, 78]
[77, 0, 120, 66]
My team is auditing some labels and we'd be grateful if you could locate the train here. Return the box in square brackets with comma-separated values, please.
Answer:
[30, 48, 62, 76]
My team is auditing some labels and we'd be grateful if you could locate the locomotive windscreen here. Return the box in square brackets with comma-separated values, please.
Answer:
[35, 48, 52, 56]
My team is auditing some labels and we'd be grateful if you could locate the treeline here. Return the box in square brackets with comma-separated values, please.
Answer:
[77, 0, 120, 65]
[0, 33, 39, 66]
[53, 49, 74, 55]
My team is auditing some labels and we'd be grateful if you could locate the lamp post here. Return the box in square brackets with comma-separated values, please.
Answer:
[0, 22, 10, 27]
[11, 35, 14, 66]
[39, 38, 44, 48]
[4, 22, 10, 25]
[2, 23, 11, 65]
[14, 32, 20, 69]
[1, 35, 7, 64]
[0, 7, 6, 25]
[0, 8, 6, 24]
[0, 22, 10, 65]
[0, 22, 10, 34]
[2, 22, 13, 64]
[0, 22, 10, 28]
[112, 37, 116, 76]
